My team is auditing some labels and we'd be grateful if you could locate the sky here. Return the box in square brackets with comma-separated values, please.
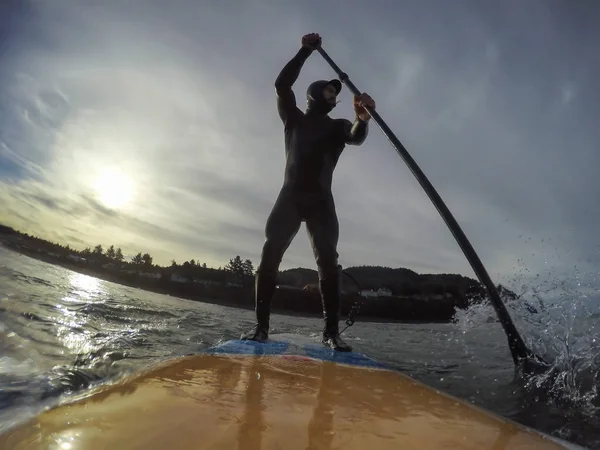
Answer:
[1, 0, 599, 286]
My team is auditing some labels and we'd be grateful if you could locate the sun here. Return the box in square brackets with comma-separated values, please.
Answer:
[93, 168, 134, 209]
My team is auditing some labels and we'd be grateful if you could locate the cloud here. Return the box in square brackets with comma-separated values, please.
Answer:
[1, 0, 599, 286]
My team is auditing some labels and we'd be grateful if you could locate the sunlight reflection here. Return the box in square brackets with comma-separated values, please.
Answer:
[58, 273, 105, 355]
[54, 302, 98, 355]
[54, 310, 98, 356]
[68, 272, 105, 301]
[52, 430, 81, 450]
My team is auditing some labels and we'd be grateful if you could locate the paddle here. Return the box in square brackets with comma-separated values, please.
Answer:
[316, 45, 548, 371]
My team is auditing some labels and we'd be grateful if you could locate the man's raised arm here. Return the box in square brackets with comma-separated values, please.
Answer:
[274, 33, 322, 124]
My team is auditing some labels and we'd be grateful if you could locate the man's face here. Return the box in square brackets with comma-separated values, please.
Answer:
[323, 84, 337, 106]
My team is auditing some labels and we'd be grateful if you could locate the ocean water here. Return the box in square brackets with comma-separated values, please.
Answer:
[0, 245, 598, 448]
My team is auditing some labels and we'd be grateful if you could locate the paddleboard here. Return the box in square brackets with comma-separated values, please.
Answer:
[0, 333, 585, 450]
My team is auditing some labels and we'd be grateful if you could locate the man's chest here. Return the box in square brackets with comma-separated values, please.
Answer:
[290, 116, 342, 151]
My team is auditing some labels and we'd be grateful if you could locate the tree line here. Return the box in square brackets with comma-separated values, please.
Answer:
[83, 244, 256, 278]
[0, 224, 255, 279]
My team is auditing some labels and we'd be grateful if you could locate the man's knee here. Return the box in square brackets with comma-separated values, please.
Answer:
[258, 238, 286, 275]
[314, 248, 340, 281]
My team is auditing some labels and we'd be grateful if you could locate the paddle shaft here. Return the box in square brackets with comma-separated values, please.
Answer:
[316, 46, 534, 366]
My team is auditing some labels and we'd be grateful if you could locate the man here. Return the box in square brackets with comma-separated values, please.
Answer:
[241, 33, 376, 352]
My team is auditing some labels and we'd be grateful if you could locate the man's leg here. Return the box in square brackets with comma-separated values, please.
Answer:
[305, 200, 352, 352]
[241, 189, 302, 341]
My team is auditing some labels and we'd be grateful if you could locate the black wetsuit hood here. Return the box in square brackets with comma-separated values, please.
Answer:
[306, 79, 342, 114]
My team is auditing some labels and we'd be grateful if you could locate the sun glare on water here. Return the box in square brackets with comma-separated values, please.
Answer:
[93, 168, 135, 209]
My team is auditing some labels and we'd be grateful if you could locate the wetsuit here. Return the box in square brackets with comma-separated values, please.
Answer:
[241, 45, 369, 351]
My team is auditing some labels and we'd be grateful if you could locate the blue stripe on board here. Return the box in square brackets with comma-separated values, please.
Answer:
[205, 338, 388, 369]
[206, 339, 289, 356]
[302, 346, 388, 369]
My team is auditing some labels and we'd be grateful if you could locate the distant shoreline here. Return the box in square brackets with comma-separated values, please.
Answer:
[1, 223, 503, 323]
[3, 245, 452, 325]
